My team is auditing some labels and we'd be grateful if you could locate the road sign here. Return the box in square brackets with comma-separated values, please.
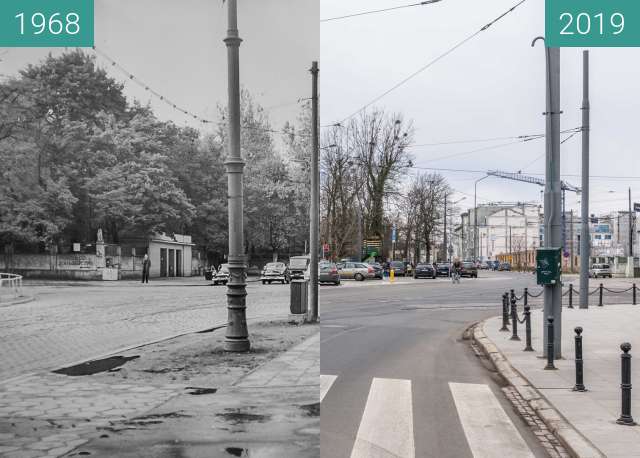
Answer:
[634, 203, 640, 212]
[322, 244, 330, 253]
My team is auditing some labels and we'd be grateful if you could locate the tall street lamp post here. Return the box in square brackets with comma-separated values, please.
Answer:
[223, 0, 249, 352]
[474, 175, 489, 261]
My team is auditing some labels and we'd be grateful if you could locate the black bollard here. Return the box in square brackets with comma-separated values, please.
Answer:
[510, 295, 520, 341]
[634, 284, 637, 306]
[617, 343, 636, 425]
[568, 284, 574, 309]
[523, 305, 533, 352]
[544, 316, 556, 370]
[524, 287, 528, 307]
[599, 283, 604, 307]
[500, 293, 509, 332]
[573, 327, 586, 392]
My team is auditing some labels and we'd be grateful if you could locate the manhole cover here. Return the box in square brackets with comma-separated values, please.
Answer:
[53, 355, 139, 376]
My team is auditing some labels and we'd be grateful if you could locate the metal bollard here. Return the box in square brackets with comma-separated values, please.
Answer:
[523, 287, 528, 307]
[617, 343, 636, 425]
[599, 283, 604, 307]
[544, 316, 557, 370]
[500, 293, 509, 332]
[568, 284, 574, 309]
[510, 295, 520, 341]
[523, 305, 533, 352]
[573, 327, 586, 392]
[633, 284, 637, 306]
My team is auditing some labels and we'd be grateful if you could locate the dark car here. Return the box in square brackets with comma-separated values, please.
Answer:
[370, 262, 384, 280]
[460, 261, 478, 278]
[261, 262, 290, 285]
[414, 263, 436, 279]
[436, 263, 451, 277]
[389, 261, 407, 277]
[319, 262, 341, 285]
[499, 262, 512, 271]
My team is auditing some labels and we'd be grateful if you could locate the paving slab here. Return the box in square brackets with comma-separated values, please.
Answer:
[485, 304, 640, 458]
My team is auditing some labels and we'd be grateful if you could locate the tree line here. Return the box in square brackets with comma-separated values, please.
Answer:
[0, 50, 311, 265]
[321, 109, 455, 262]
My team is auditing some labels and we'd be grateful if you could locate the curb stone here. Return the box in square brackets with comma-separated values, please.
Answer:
[473, 320, 605, 458]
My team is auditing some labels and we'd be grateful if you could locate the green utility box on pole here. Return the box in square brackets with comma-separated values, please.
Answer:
[536, 248, 562, 285]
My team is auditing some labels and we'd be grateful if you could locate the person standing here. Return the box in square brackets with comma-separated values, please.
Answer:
[142, 254, 151, 283]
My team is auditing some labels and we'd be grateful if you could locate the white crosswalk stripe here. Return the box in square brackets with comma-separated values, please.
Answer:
[449, 382, 535, 458]
[320, 374, 337, 402]
[321, 375, 535, 458]
[350, 378, 415, 458]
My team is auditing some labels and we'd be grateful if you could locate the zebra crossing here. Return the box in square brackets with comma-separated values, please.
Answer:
[320, 375, 535, 458]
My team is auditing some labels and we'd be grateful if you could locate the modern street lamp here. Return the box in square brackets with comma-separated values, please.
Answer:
[474, 175, 489, 261]
[223, 0, 249, 352]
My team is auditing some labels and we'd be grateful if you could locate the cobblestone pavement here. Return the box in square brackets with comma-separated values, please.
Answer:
[0, 280, 290, 382]
[0, 374, 184, 458]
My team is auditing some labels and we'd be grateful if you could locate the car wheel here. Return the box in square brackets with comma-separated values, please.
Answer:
[268, 280, 272, 284]
[335, 280, 340, 285]
[262, 280, 266, 285]
[355, 273, 365, 281]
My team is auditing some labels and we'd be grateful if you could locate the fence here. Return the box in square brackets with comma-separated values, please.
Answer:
[0, 273, 23, 302]
[510, 283, 639, 308]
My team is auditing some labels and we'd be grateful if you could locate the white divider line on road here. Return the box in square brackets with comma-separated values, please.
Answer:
[351, 378, 415, 458]
[449, 382, 534, 458]
[320, 374, 337, 403]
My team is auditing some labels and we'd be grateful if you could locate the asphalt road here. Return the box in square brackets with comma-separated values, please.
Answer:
[320, 271, 550, 458]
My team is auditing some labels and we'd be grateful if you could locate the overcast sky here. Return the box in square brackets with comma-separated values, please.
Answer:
[321, 0, 640, 216]
[1, 0, 319, 140]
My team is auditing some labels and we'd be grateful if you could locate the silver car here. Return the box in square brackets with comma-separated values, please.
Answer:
[337, 262, 374, 281]
[589, 263, 612, 278]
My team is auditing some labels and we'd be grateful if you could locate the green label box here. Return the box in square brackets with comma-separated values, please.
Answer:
[536, 248, 562, 286]
[0, 0, 94, 47]
[546, 0, 640, 47]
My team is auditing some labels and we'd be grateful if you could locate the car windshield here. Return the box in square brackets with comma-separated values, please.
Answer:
[391, 262, 404, 267]
[320, 264, 336, 271]
[463, 262, 474, 268]
[416, 264, 430, 268]
[437, 264, 449, 268]
[289, 257, 309, 269]
[265, 262, 284, 269]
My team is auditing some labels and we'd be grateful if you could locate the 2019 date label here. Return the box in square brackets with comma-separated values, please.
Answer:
[546, 0, 640, 47]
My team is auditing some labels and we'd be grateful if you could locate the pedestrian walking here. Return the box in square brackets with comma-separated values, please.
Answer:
[141, 254, 151, 283]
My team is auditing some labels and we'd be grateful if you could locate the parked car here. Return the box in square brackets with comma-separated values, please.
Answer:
[389, 261, 407, 277]
[436, 263, 451, 277]
[414, 263, 436, 279]
[499, 262, 512, 271]
[289, 255, 310, 280]
[370, 262, 384, 280]
[589, 263, 613, 279]
[212, 264, 230, 285]
[338, 262, 375, 281]
[319, 262, 341, 285]
[261, 262, 290, 285]
[460, 261, 478, 278]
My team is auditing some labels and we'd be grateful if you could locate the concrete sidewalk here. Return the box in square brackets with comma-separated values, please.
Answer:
[482, 305, 640, 458]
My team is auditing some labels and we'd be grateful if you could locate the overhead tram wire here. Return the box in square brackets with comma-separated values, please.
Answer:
[321, 0, 442, 23]
[408, 165, 640, 181]
[327, 0, 529, 126]
[407, 127, 580, 148]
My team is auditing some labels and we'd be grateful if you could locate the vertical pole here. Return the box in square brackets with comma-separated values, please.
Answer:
[617, 343, 635, 425]
[573, 327, 586, 391]
[629, 188, 634, 258]
[501, 292, 509, 332]
[545, 316, 557, 370]
[308, 61, 319, 323]
[570, 209, 575, 273]
[223, 0, 249, 352]
[569, 283, 574, 308]
[599, 283, 604, 307]
[633, 283, 637, 305]
[540, 42, 563, 358]
[524, 305, 533, 351]
[580, 50, 590, 309]
[444, 195, 447, 262]
[510, 294, 520, 341]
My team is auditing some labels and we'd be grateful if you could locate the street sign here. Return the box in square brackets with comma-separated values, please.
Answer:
[634, 203, 640, 212]
[322, 244, 329, 254]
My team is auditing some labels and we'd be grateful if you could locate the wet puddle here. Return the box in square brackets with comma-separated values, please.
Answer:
[53, 355, 139, 376]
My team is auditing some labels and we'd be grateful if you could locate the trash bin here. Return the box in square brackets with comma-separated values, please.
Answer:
[290, 279, 308, 314]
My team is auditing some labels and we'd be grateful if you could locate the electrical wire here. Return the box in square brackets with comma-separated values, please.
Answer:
[321, 0, 441, 23]
[328, 0, 528, 126]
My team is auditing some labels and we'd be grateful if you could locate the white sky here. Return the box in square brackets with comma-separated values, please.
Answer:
[1, 0, 319, 140]
[321, 0, 640, 216]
